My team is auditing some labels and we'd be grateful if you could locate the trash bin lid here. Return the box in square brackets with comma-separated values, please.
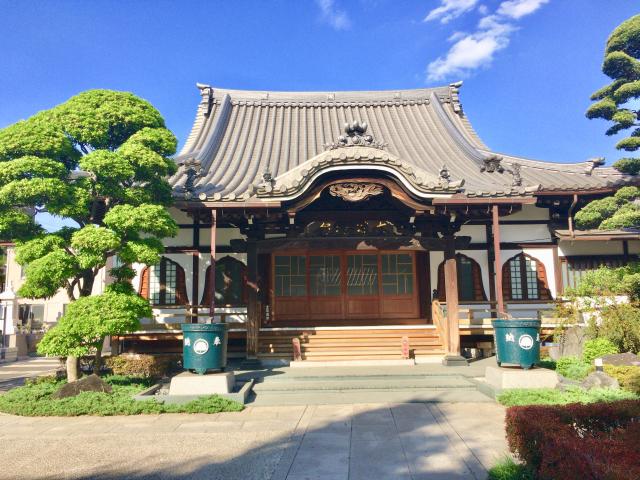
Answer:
[492, 319, 541, 328]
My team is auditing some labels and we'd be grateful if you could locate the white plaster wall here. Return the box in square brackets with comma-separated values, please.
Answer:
[500, 224, 551, 243]
[628, 240, 640, 254]
[559, 241, 624, 256]
[502, 204, 550, 221]
[459, 224, 486, 243]
[162, 228, 193, 247]
[199, 227, 244, 247]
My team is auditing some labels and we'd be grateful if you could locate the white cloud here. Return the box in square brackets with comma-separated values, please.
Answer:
[497, 0, 549, 19]
[426, 0, 549, 81]
[316, 0, 351, 30]
[425, 0, 479, 24]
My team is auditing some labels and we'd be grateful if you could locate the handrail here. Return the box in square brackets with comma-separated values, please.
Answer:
[431, 300, 449, 353]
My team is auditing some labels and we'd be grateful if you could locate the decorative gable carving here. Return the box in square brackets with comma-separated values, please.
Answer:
[328, 183, 384, 202]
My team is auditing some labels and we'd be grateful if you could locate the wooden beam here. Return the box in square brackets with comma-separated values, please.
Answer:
[208, 209, 217, 318]
[175, 200, 282, 209]
[492, 205, 505, 316]
[432, 197, 537, 205]
[443, 235, 460, 356]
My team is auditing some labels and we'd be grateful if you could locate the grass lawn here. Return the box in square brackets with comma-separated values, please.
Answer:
[487, 457, 535, 480]
[0, 375, 243, 416]
[497, 385, 639, 407]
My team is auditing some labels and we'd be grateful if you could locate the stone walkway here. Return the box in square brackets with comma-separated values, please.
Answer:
[0, 402, 507, 480]
[0, 356, 61, 391]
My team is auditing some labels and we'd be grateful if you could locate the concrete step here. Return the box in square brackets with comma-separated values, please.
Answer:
[249, 389, 493, 405]
[253, 375, 475, 392]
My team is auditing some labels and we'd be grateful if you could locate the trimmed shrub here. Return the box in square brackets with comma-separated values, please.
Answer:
[506, 400, 640, 480]
[598, 303, 640, 353]
[583, 338, 619, 364]
[556, 356, 591, 380]
[105, 354, 179, 379]
[604, 365, 640, 394]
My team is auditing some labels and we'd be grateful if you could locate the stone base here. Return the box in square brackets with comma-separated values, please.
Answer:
[169, 371, 235, 396]
[239, 358, 263, 370]
[442, 355, 469, 367]
[0, 347, 17, 363]
[485, 366, 559, 391]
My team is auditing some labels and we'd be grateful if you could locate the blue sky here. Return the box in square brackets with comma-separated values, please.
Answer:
[0, 0, 638, 169]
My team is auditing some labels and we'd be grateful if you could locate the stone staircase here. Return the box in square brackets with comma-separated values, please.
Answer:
[246, 365, 492, 405]
[258, 327, 445, 362]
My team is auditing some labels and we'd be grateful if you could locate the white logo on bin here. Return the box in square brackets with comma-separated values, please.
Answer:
[193, 339, 209, 355]
[518, 334, 534, 350]
[213, 336, 221, 346]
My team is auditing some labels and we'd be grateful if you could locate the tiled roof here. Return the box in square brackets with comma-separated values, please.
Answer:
[170, 83, 634, 202]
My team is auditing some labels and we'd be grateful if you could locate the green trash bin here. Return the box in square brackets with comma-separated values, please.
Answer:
[181, 323, 228, 374]
[492, 319, 540, 370]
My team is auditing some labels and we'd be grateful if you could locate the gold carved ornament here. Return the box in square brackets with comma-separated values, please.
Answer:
[328, 183, 384, 202]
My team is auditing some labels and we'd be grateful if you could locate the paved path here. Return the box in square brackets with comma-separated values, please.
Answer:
[0, 357, 61, 391]
[0, 402, 507, 480]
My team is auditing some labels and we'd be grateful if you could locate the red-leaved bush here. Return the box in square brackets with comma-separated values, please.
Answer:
[506, 400, 640, 480]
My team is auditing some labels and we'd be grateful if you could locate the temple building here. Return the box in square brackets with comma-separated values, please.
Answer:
[2, 82, 639, 364]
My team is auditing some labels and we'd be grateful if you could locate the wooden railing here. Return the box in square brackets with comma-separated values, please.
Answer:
[431, 300, 449, 353]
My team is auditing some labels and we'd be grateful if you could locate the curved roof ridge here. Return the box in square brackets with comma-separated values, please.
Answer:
[477, 148, 626, 176]
[196, 83, 452, 103]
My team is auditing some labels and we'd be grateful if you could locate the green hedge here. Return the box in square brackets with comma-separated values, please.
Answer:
[0, 375, 243, 416]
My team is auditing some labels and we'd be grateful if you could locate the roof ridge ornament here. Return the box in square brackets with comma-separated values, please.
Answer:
[480, 154, 504, 173]
[324, 120, 387, 150]
[585, 157, 605, 176]
[178, 158, 203, 199]
[508, 162, 522, 187]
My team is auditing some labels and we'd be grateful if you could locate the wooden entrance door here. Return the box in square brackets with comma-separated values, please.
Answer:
[272, 250, 419, 323]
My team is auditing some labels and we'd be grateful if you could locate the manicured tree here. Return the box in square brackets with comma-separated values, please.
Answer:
[576, 15, 640, 229]
[37, 284, 152, 374]
[0, 90, 179, 380]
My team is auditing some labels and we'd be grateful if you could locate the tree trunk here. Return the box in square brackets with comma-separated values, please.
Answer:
[93, 342, 103, 375]
[66, 356, 80, 382]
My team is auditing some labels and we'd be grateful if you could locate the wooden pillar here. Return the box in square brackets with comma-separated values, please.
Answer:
[208, 209, 217, 319]
[492, 205, 505, 316]
[485, 224, 497, 317]
[443, 235, 460, 357]
[246, 238, 259, 359]
[191, 212, 200, 323]
[552, 243, 563, 297]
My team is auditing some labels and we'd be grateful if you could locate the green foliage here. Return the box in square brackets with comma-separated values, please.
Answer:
[70, 226, 120, 269]
[105, 354, 179, 379]
[18, 249, 78, 298]
[604, 364, 640, 394]
[0, 375, 244, 416]
[487, 457, 535, 480]
[37, 292, 149, 357]
[587, 14, 640, 179]
[594, 303, 640, 353]
[555, 356, 592, 380]
[496, 386, 638, 406]
[574, 196, 622, 229]
[613, 157, 640, 174]
[564, 262, 640, 298]
[582, 338, 619, 364]
[103, 204, 178, 238]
